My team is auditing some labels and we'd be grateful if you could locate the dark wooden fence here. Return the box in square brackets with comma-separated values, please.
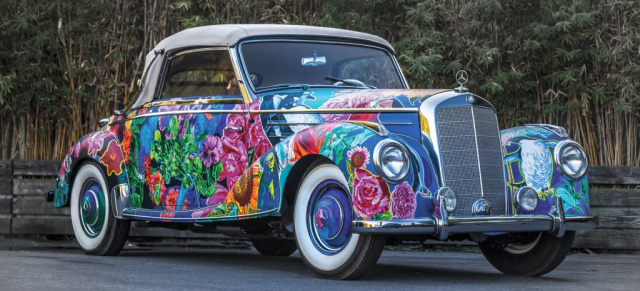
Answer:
[1, 160, 638, 249]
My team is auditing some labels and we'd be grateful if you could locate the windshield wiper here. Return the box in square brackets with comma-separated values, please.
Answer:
[325, 76, 376, 89]
[256, 83, 310, 92]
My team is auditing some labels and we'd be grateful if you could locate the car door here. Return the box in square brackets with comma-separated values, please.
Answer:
[117, 48, 249, 213]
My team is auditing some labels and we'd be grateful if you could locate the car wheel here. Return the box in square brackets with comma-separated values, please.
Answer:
[294, 161, 385, 280]
[478, 231, 575, 276]
[251, 238, 298, 256]
[70, 162, 130, 256]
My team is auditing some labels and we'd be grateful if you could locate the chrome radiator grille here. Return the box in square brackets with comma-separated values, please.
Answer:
[436, 106, 506, 216]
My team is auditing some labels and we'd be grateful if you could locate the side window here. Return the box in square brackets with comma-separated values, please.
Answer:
[160, 49, 240, 99]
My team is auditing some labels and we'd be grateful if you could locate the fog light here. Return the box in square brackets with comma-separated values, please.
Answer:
[515, 186, 538, 213]
[438, 187, 457, 213]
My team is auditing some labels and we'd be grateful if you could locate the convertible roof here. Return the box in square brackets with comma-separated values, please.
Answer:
[134, 24, 394, 108]
[153, 24, 392, 50]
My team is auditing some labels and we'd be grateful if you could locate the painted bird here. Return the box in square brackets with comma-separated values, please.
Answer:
[519, 139, 552, 192]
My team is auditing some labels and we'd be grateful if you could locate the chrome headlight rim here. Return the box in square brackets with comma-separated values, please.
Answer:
[437, 187, 457, 213]
[554, 140, 588, 180]
[373, 139, 410, 183]
[514, 186, 538, 213]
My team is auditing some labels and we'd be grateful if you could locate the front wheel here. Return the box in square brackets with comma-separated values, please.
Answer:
[294, 162, 385, 280]
[70, 162, 130, 256]
[479, 231, 575, 276]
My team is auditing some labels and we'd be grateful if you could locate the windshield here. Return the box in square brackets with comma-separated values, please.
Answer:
[240, 41, 405, 91]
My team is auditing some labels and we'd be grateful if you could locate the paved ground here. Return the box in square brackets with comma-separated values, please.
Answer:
[0, 237, 638, 290]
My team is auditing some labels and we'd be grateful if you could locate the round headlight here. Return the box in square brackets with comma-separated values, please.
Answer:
[554, 140, 588, 180]
[515, 186, 538, 213]
[374, 140, 410, 182]
[438, 187, 457, 213]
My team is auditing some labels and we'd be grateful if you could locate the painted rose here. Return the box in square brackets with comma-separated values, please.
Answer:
[200, 135, 223, 167]
[219, 136, 248, 188]
[352, 169, 390, 219]
[347, 146, 370, 168]
[391, 182, 416, 219]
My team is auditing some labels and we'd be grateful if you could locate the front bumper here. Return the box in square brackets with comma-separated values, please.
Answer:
[353, 196, 597, 240]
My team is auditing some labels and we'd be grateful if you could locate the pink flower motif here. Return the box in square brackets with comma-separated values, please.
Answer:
[87, 132, 107, 156]
[219, 137, 248, 188]
[223, 105, 247, 142]
[347, 146, 370, 169]
[200, 135, 223, 167]
[391, 182, 416, 219]
[352, 169, 390, 219]
[207, 185, 228, 205]
[319, 92, 391, 122]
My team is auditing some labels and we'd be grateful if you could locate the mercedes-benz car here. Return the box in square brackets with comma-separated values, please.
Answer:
[48, 24, 596, 279]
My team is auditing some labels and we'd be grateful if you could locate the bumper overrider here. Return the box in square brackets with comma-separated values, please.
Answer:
[353, 195, 597, 240]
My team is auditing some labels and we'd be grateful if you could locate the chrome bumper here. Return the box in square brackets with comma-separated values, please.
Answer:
[353, 196, 597, 240]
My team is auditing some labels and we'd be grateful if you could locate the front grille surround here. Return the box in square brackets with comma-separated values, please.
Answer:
[435, 105, 506, 216]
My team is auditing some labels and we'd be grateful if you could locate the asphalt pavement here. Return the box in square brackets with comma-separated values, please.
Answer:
[0, 236, 638, 290]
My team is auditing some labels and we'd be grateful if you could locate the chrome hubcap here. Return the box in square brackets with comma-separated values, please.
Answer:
[307, 180, 352, 254]
[79, 178, 105, 238]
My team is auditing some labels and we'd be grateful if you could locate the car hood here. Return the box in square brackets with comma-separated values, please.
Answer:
[256, 88, 451, 112]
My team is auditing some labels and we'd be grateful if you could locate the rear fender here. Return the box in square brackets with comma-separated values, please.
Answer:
[53, 131, 129, 211]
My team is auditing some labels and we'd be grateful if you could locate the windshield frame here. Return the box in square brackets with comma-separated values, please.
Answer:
[235, 38, 409, 96]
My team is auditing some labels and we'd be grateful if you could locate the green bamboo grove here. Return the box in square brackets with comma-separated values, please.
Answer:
[0, 0, 638, 166]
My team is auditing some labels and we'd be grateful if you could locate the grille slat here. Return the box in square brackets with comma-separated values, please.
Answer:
[437, 105, 506, 216]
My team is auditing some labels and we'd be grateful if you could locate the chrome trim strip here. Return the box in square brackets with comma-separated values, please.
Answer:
[353, 197, 597, 237]
[122, 110, 248, 121]
[143, 98, 245, 108]
[110, 184, 130, 219]
[257, 108, 418, 114]
[174, 47, 227, 57]
[121, 208, 278, 222]
[470, 107, 485, 198]
[267, 122, 325, 126]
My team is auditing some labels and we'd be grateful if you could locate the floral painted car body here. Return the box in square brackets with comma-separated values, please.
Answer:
[49, 24, 596, 279]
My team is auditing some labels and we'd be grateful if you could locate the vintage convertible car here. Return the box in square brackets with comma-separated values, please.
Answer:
[48, 24, 596, 279]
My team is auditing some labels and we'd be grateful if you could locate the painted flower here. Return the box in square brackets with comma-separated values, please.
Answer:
[225, 163, 261, 215]
[347, 146, 370, 168]
[223, 105, 247, 142]
[121, 127, 132, 163]
[352, 169, 390, 219]
[207, 185, 228, 205]
[220, 137, 248, 188]
[99, 139, 124, 176]
[200, 135, 223, 167]
[288, 123, 337, 164]
[164, 188, 179, 211]
[391, 182, 416, 219]
[87, 132, 107, 156]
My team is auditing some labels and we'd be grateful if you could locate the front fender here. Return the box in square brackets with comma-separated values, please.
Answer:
[53, 130, 129, 208]
[244, 122, 437, 221]
[501, 125, 589, 216]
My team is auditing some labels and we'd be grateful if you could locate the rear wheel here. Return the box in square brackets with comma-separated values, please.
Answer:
[70, 162, 130, 256]
[293, 162, 385, 280]
[479, 231, 575, 276]
[251, 238, 297, 256]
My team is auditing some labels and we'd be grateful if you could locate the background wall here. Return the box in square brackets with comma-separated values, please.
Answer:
[0, 0, 638, 166]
